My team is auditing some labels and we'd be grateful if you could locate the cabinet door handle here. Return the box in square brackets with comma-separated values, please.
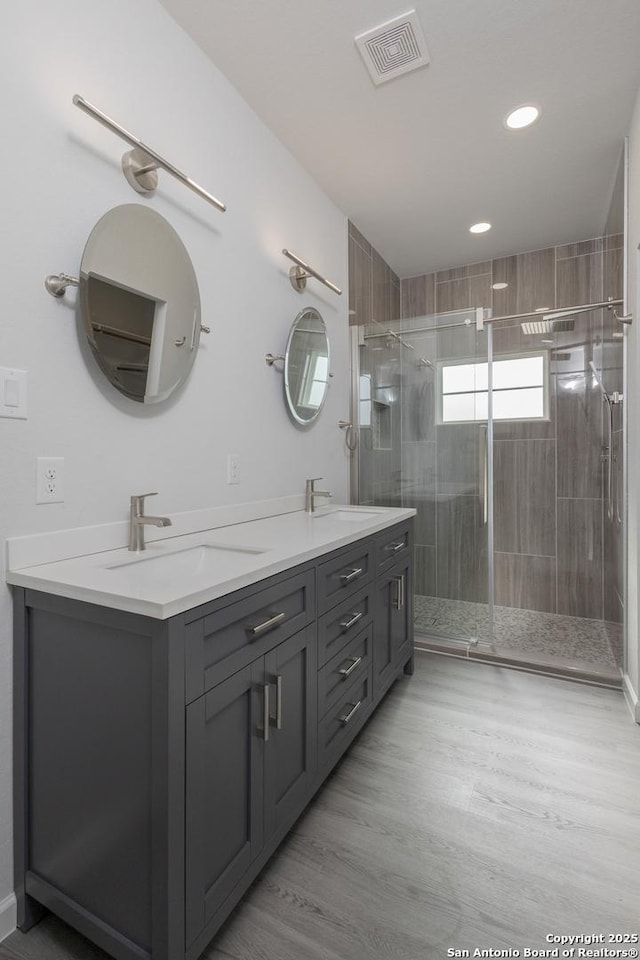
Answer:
[385, 540, 405, 553]
[393, 575, 405, 610]
[340, 567, 363, 585]
[339, 611, 363, 632]
[262, 683, 270, 742]
[275, 674, 283, 730]
[248, 611, 286, 637]
[338, 700, 362, 725]
[338, 656, 362, 679]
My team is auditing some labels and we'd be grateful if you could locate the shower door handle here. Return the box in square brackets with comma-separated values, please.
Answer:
[481, 425, 488, 525]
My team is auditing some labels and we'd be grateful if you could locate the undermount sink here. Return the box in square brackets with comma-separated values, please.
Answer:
[105, 542, 267, 585]
[313, 507, 388, 522]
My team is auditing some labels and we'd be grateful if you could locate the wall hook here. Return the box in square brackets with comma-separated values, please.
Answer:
[339, 420, 358, 451]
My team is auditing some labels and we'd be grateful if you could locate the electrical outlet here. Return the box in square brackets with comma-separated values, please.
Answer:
[36, 457, 65, 503]
[227, 453, 240, 485]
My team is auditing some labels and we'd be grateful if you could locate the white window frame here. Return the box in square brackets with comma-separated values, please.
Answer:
[436, 350, 550, 425]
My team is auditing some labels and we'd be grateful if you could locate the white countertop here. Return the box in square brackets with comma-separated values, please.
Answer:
[6, 502, 415, 619]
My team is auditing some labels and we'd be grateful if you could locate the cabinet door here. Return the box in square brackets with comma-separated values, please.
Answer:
[264, 627, 317, 842]
[185, 662, 265, 948]
[392, 559, 413, 668]
[373, 560, 412, 697]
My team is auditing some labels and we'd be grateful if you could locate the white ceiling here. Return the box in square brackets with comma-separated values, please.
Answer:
[159, 0, 640, 277]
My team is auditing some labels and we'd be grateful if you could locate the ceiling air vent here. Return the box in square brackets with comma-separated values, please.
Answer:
[355, 10, 430, 86]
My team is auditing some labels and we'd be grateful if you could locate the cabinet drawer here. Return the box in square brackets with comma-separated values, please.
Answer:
[316, 541, 373, 613]
[186, 569, 315, 702]
[375, 523, 412, 572]
[318, 669, 372, 768]
[318, 626, 371, 720]
[317, 584, 373, 667]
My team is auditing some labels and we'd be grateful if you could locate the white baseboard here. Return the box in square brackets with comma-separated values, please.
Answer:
[622, 672, 640, 724]
[0, 892, 16, 943]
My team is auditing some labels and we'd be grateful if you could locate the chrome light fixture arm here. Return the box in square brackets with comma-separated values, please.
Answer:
[73, 95, 227, 213]
[282, 249, 342, 296]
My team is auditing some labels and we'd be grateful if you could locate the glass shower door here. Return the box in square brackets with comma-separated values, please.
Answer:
[353, 299, 624, 683]
[354, 308, 491, 645]
[484, 308, 624, 682]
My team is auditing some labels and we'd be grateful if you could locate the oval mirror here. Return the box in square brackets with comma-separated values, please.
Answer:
[284, 307, 330, 425]
[79, 204, 202, 403]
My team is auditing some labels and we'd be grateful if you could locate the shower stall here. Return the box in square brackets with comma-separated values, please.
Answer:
[352, 299, 626, 685]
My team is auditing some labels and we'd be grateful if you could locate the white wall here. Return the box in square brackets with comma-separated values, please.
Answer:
[625, 84, 640, 718]
[0, 0, 349, 923]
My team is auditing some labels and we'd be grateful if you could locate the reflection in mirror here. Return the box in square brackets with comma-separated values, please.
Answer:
[284, 307, 330, 425]
[79, 204, 201, 403]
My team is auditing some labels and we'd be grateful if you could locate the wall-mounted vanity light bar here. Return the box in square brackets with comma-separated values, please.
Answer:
[73, 95, 227, 213]
[282, 249, 342, 296]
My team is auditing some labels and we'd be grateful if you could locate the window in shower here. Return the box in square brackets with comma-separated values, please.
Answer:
[438, 351, 549, 423]
[359, 374, 372, 427]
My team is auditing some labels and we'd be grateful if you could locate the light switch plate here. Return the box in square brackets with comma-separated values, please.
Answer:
[0, 367, 27, 419]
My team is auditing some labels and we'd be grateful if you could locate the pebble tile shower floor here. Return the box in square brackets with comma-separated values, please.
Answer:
[414, 594, 622, 676]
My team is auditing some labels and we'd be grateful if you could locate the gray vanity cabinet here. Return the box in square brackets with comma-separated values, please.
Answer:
[14, 517, 414, 960]
[185, 625, 316, 948]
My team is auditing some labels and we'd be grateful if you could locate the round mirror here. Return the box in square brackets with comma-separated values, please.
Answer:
[284, 307, 330, 425]
[79, 204, 201, 403]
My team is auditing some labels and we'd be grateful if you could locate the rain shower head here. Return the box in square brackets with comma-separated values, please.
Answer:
[520, 318, 576, 335]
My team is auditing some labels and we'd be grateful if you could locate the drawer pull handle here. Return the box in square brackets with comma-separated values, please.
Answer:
[393, 574, 405, 610]
[340, 567, 363, 585]
[339, 611, 363, 632]
[248, 611, 286, 636]
[338, 700, 362, 725]
[338, 656, 362, 679]
[262, 683, 270, 742]
[275, 674, 283, 730]
[385, 540, 405, 553]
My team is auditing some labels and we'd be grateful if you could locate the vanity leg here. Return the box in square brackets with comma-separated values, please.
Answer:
[16, 889, 46, 931]
[403, 654, 414, 676]
[14, 590, 44, 932]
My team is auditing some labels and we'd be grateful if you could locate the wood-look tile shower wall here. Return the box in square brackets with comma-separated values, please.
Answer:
[349, 220, 624, 626]
[348, 222, 403, 512]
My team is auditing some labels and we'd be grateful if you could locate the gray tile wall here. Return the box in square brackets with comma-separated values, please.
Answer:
[396, 238, 623, 623]
[349, 222, 402, 509]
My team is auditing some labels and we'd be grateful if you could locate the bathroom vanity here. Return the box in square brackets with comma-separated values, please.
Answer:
[10, 504, 414, 960]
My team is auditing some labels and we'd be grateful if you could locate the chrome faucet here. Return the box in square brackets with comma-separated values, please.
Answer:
[305, 477, 332, 515]
[128, 492, 172, 551]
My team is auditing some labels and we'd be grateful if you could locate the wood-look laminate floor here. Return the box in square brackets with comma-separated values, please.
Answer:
[2, 652, 639, 960]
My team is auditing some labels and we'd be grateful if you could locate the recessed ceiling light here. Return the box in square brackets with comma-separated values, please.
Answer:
[541, 338, 554, 344]
[504, 104, 540, 130]
[469, 222, 491, 234]
[492, 282, 508, 290]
